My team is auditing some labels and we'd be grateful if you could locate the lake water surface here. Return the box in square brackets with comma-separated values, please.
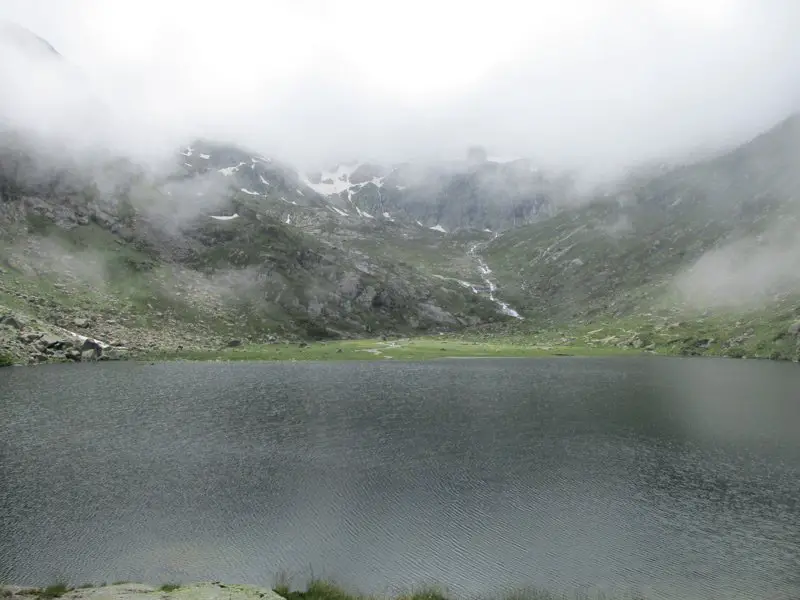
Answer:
[1, 357, 799, 599]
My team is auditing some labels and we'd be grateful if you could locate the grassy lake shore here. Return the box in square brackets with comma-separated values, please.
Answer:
[141, 337, 643, 363]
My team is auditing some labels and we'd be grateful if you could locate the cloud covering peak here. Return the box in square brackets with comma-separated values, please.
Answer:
[2, 0, 799, 176]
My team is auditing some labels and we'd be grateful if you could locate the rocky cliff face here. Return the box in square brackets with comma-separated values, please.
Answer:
[304, 152, 573, 233]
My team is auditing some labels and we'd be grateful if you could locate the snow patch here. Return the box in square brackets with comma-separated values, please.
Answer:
[429, 224, 446, 233]
[416, 220, 424, 227]
[259, 175, 271, 186]
[301, 162, 362, 196]
[355, 207, 374, 219]
[296, 189, 304, 196]
[180, 146, 193, 157]
[240, 188, 261, 196]
[58, 327, 110, 350]
[218, 162, 246, 176]
[183, 162, 192, 168]
[285, 215, 291, 224]
[210, 214, 239, 221]
[396, 185, 407, 191]
[329, 205, 350, 217]
[199, 153, 210, 159]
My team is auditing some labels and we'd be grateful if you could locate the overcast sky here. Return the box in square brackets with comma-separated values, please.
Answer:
[2, 0, 800, 176]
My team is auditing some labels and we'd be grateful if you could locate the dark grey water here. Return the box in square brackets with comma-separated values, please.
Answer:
[2, 357, 800, 599]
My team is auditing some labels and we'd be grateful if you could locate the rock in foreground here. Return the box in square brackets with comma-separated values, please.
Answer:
[1, 583, 285, 600]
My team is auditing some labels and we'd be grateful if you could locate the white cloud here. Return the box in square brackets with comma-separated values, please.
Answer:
[1, 0, 799, 175]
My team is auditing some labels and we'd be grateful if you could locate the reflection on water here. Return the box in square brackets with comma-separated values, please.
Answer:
[1, 357, 799, 599]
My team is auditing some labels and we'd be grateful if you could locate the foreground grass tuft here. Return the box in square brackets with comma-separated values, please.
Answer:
[158, 584, 181, 593]
[38, 584, 70, 599]
[273, 580, 649, 600]
[0, 351, 13, 368]
[398, 585, 450, 600]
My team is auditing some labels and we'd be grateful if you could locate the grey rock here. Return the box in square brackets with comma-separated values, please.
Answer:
[104, 347, 130, 360]
[788, 322, 800, 336]
[0, 315, 24, 330]
[80, 338, 103, 357]
[73, 317, 91, 328]
[39, 333, 70, 349]
[18, 331, 43, 343]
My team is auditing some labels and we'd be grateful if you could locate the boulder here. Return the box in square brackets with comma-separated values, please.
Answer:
[18, 331, 43, 344]
[73, 317, 91, 328]
[788, 322, 800, 336]
[0, 315, 24, 330]
[104, 347, 130, 361]
[39, 333, 71, 350]
[80, 338, 104, 358]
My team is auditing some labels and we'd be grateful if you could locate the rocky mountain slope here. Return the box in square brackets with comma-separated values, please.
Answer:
[2, 23, 800, 364]
[485, 114, 800, 359]
[303, 148, 574, 233]
[0, 134, 516, 364]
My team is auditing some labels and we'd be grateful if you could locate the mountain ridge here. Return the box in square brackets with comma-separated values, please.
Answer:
[2, 24, 800, 364]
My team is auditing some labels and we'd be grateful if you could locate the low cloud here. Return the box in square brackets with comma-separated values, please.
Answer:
[672, 215, 800, 310]
[0, 0, 798, 180]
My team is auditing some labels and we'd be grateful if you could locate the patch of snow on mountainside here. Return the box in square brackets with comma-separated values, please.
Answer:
[285, 215, 291, 224]
[259, 176, 270, 186]
[302, 163, 362, 196]
[355, 207, 374, 219]
[199, 153, 210, 159]
[429, 224, 447, 233]
[180, 147, 193, 157]
[218, 162, 246, 176]
[329, 205, 349, 217]
[240, 188, 260, 196]
[210, 214, 239, 221]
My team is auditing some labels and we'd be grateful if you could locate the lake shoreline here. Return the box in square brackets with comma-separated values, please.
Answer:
[0, 580, 651, 600]
[138, 337, 647, 363]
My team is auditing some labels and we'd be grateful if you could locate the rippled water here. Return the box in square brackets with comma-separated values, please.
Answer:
[2, 357, 800, 598]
